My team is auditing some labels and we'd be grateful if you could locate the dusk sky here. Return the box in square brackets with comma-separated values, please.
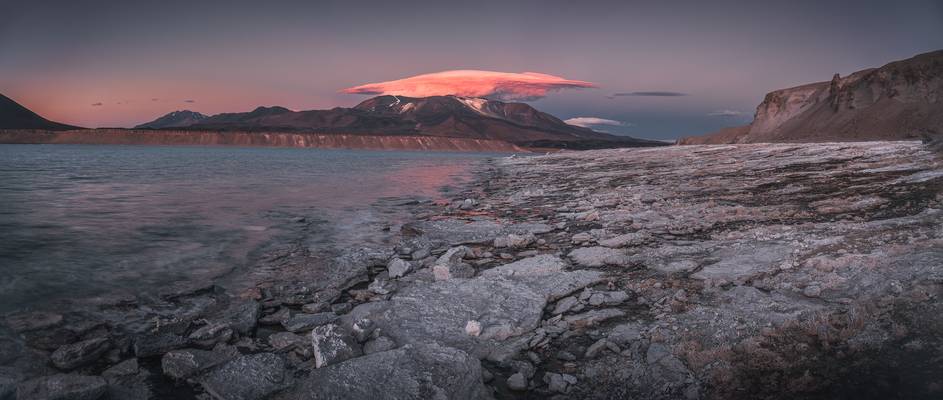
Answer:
[2, 0, 941, 139]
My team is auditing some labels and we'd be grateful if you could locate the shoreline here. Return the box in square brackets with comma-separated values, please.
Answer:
[3, 141, 943, 399]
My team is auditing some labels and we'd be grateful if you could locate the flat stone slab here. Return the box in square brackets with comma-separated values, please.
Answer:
[344, 275, 546, 359]
[404, 218, 552, 245]
[276, 343, 491, 400]
[568, 247, 632, 267]
[480, 255, 605, 301]
[690, 242, 791, 282]
[200, 353, 288, 400]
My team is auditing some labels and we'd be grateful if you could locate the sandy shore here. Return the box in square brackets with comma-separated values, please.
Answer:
[3, 141, 942, 400]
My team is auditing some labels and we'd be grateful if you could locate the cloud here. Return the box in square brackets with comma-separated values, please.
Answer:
[91, 102, 103, 106]
[183, 99, 196, 103]
[707, 109, 744, 117]
[612, 91, 688, 97]
[341, 70, 595, 101]
[564, 117, 633, 129]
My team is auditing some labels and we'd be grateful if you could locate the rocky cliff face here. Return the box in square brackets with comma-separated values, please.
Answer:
[0, 129, 527, 152]
[680, 50, 943, 144]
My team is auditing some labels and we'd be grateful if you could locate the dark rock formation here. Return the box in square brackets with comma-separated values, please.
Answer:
[134, 110, 208, 129]
[0, 94, 80, 130]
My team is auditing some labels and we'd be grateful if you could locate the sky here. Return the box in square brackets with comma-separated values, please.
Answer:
[1, 0, 941, 139]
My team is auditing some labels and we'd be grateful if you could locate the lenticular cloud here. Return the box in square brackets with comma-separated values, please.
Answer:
[341, 70, 595, 101]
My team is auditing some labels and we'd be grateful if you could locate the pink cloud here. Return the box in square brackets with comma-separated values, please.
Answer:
[341, 70, 596, 101]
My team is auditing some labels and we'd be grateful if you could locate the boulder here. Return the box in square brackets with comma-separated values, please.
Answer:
[281, 313, 338, 333]
[362, 336, 396, 354]
[387, 257, 412, 278]
[223, 300, 260, 336]
[15, 374, 107, 400]
[188, 322, 233, 348]
[278, 343, 490, 400]
[161, 348, 231, 380]
[310, 324, 362, 368]
[543, 372, 577, 393]
[568, 247, 632, 267]
[507, 372, 528, 391]
[200, 353, 288, 400]
[50, 338, 111, 370]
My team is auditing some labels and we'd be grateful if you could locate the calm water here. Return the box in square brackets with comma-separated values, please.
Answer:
[0, 144, 492, 313]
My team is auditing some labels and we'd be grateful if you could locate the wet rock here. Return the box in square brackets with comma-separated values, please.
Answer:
[101, 358, 138, 380]
[568, 246, 632, 267]
[224, 300, 260, 336]
[278, 343, 490, 400]
[161, 348, 231, 380]
[362, 336, 396, 354]
[0, 367, 23, 400]
[200, 353, 288, 400]
[15, 374, 107, 400]
[387, 257, 412, 278]
[133, 333, 188, 357]
[507, 372, 528, 391]
[50, 338, 111, 370]
[281, 312, 338, 333]
[543, 372, 577, 393]
[188, 322, 233, 349]
[310, 323, 362, 368]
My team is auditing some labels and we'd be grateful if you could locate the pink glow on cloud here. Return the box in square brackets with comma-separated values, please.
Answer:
[341, 70, 596, 101]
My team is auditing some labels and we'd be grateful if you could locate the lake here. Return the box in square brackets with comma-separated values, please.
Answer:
[0, 144, 494, 314]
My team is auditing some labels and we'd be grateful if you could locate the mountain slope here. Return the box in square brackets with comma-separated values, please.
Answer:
[679, 50, 943, 144]
[134, 110, 208, 129]
[0, 93, 81, 130]
[181, 95, 662, 149]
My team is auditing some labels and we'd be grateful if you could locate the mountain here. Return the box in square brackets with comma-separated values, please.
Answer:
[134, 110, 208, 129]
[178, 95, 662, 149]
[679, 50, 943, 144]
[0, 93, 81, 130]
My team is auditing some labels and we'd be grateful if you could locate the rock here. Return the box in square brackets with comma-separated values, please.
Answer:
[301, 302, 330, 314]
[646, 343, 692, 382]
[588, 291, 629, 306]
[188, 322, 233, 349]
[15, 374, 107, 400]
[368, 278, 394, 295]
[387, 257, 412, 278]
[543, 372, 577, 393]
[342, 274, 546, 359]
[608, 322, 643, 345]
[224, 300, 260, 336]
[507, 372, 528, 391]
[268, 332, 306, 352]
[564, 308, 625, 329]
[432, 246, 475, 281]
[479, 254, 605, 301]
[585, 339, 609, 358]
[571, 232, 593, 244]
[330, 302, 353, 315]
[506, 232, 537, 249]
[465, 320, 482, 337]
[0, 367, 22, 400]
[161, 348, 231, 380]
[362, 336, 396, 354]
[280, 343, 490, 400]
[259, 307, 291, 325]
[556, 351, 577, 361]
[281, 312, 338, 333]
[568, 246, 632, 267]
[410, 247, 431, 261]
[310, 323, 362, 368]
[552, 296, 579, 315]
[351, 319, 376, 343]
[102, 358, 138, 380]
[134, 333, 188, 357]
[50, 338, 111, 370]
[403, 218, 551, 246]
[200, 353, 287, 400]
[598, 232, 651, 248]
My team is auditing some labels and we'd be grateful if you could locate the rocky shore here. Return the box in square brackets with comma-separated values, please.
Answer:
[3, 141, 943, 399]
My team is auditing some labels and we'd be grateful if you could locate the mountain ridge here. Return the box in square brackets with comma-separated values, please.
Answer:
[679, 50, 943, 144]
[0, 94, 82, 130]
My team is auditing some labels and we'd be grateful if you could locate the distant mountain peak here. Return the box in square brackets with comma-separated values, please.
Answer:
[134, 110, 208, 129]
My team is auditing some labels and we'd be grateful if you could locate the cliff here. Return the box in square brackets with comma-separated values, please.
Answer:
[679, 50, 943, 144]
[0, 129, 528, 153]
